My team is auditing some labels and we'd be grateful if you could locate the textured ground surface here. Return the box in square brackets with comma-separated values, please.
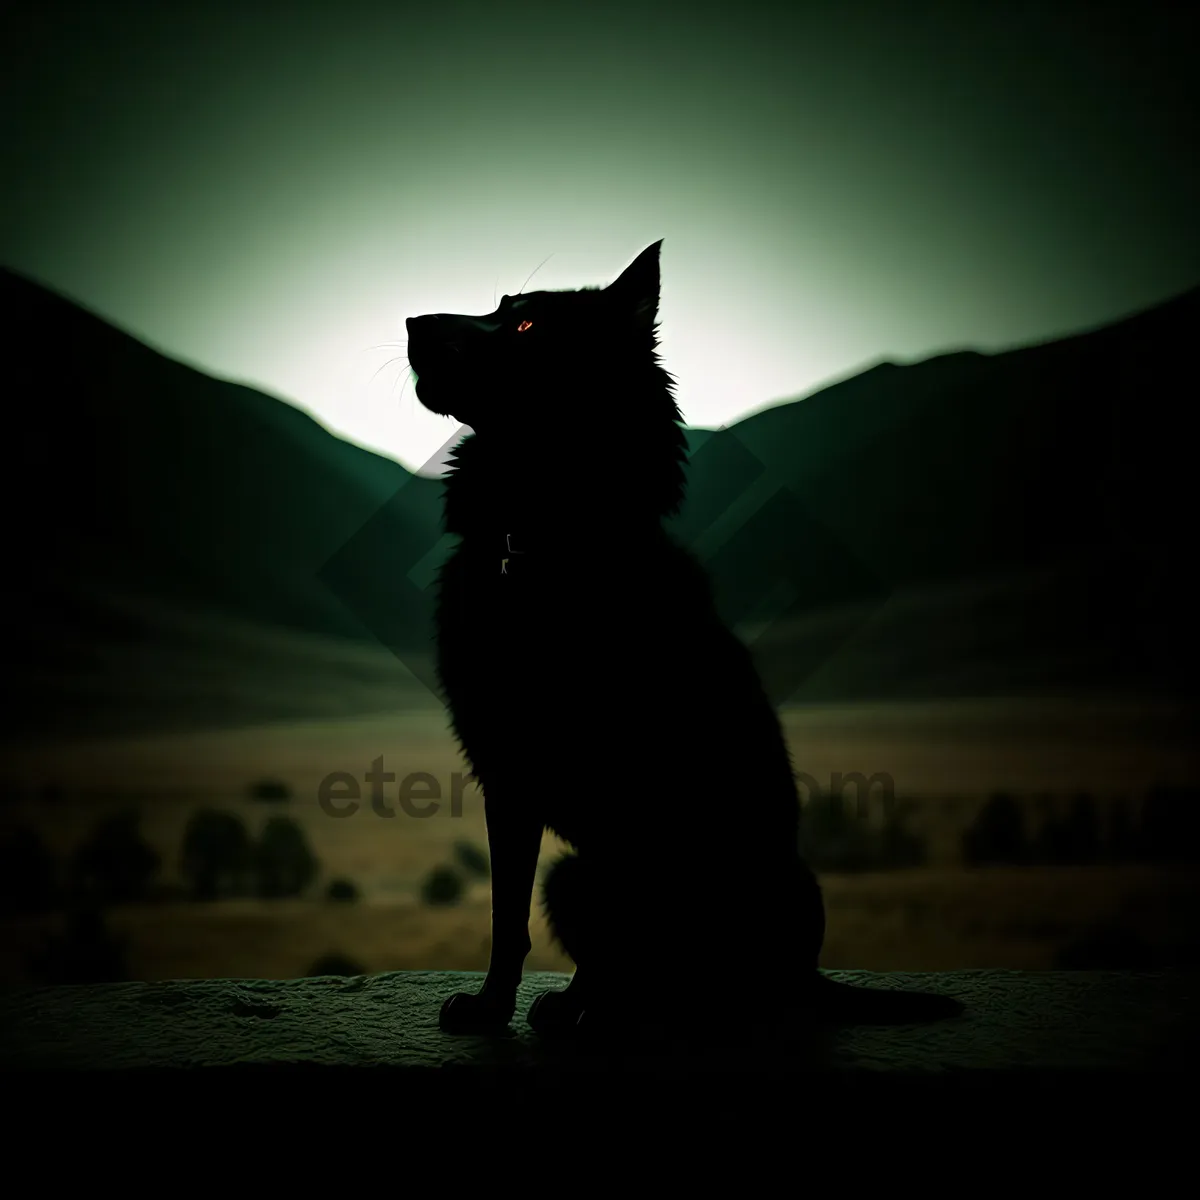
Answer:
[3, 968, 1198, 1084]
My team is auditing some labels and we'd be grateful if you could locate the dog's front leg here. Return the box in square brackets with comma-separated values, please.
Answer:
[440, 789, 542, 1033]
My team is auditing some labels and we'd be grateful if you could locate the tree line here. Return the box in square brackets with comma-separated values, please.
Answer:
[961, 786, 1200, 866]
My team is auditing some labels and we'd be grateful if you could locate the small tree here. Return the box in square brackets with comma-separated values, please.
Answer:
[421, 864, 464, 906]
[799, 790, 876, 871]
[1061, 793, 1100, 864]
[1031, 796, 1072, 864]
[181, 809, 253, 900]
[1106, 796, 1139, 863]
[253, 816, 319, 898]
[876, 798, 928, 868]
[453, 839, 490, 879]
[962, 792, 1028, 866]
[326, 878, 360, 903]
[70, 809, 160, 905]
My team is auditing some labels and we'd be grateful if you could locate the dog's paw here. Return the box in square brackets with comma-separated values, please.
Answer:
[527, 987, 585, 1036]
[439, 988, 516, 1034]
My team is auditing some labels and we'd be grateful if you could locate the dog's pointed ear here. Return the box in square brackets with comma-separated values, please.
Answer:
[607, 240, 662, 331]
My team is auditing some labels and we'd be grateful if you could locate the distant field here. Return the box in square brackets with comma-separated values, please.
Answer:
[3, 697, 1197, 987]
[2, 865, 1197, 987]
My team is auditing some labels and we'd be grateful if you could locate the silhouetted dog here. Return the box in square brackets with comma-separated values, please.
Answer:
[406, 241, 963, 1038]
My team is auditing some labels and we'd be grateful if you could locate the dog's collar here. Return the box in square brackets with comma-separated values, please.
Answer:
[500, 532, 526, 576]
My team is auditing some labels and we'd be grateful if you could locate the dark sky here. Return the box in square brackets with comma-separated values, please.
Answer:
[2, 0, 1196, 472]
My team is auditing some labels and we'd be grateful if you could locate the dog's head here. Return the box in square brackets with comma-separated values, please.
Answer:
[405, 241, 663, 430]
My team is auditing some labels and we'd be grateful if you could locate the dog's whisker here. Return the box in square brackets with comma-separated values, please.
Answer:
[517, 252, 555, 296]
[394, 361, 414, 403]
[368, 355, 410, 386]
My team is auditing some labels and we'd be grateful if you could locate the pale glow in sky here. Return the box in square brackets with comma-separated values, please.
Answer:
[246, 237, 897, 476]
[1, 2, 1195, 476]
[86, 210, 1185, 479]
[256, 241, 805, 476]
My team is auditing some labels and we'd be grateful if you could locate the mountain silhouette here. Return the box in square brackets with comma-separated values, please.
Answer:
[679, 285, 1199, 704]
[1, 266, 445, 740]
[1, 266, 1196, 741]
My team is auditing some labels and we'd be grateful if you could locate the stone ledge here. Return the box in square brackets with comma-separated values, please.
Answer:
[2, 969, 1197, 1102]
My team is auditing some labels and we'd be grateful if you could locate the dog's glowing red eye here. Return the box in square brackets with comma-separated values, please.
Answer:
[517, 319, 533, 332]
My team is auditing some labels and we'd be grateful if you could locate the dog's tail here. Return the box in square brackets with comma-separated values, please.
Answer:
[804, 972, 965, 1024]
